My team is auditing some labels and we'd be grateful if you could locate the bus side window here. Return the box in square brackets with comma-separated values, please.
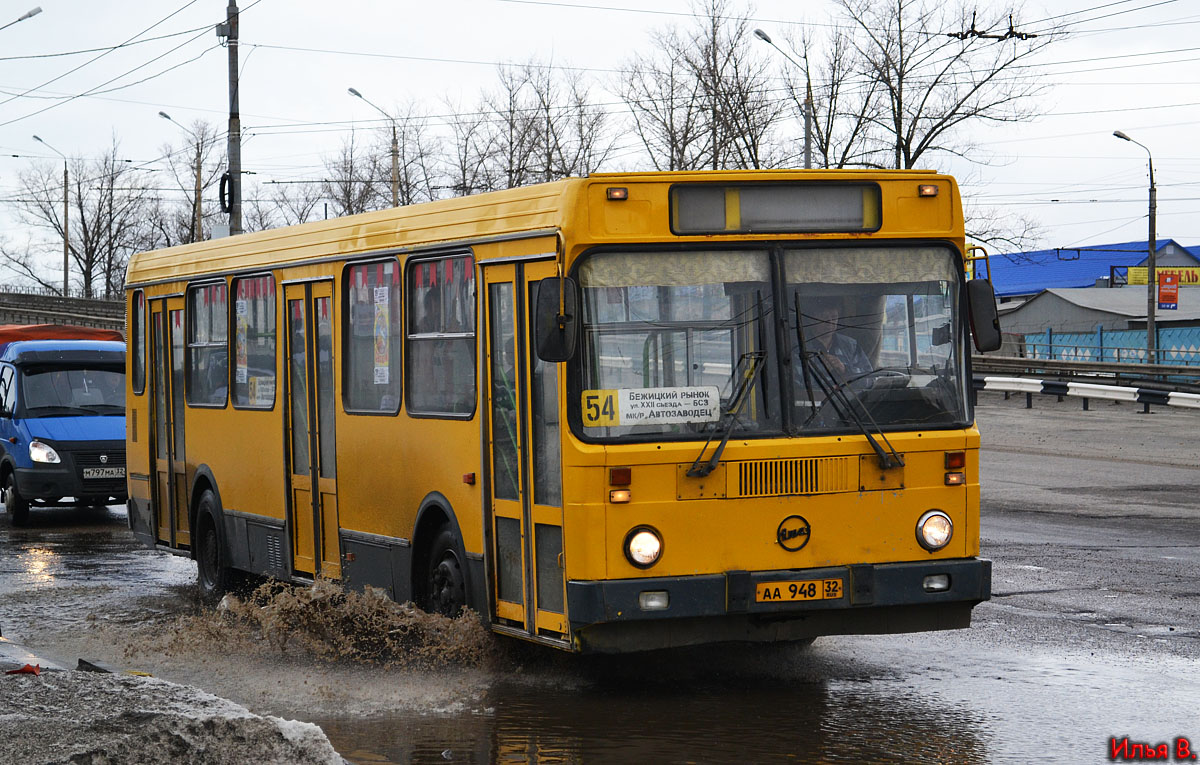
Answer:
[406, 254, 475, 416]
[345, 260, 401, 414]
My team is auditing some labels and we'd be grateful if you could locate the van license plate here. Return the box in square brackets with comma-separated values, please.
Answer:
[756, 578, 842, 602]
[83, 467, 124, 479]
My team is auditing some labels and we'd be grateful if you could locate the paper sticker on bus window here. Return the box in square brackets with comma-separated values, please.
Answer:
[373, 296, 389, 384]
[582, 386, 720, 427]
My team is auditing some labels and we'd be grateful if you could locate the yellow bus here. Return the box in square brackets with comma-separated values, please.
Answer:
[125, 169, 1002, 653]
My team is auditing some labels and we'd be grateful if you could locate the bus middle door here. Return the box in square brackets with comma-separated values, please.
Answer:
[283, 281, 341, 580]
[483, 260, 567, 642]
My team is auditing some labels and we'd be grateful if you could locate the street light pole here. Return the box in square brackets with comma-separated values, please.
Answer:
[754, 28, 812, 169]
[33, 135, 68, 296]
[160, 111, 204, 242]
[1113, 130, 1157, 365]
[0, 6, 41, 33]
[348, 87, 399, 207]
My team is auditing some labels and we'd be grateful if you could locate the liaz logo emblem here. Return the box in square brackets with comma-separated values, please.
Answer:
[99, 455, 108, 464]
[777, 515, 811, 551]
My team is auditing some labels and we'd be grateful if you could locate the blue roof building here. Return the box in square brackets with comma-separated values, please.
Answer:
[986, 239, 1200, 299]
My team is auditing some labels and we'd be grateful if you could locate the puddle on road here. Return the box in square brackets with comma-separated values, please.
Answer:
[314, 647, 991, 765]
[4, 515, 1196, 764]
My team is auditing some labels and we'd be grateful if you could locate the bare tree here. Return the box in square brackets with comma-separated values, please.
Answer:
[389, 108, 442, 205]
[620, 30, 711, 171]
[523, 62, 615, 181]
[269, 181, 325, 226]
[1, 141, 154, 297]
[443, 98, 496, 196]
[775, 27, 882, 169]
[836, 0, 1061, 170]
[620, 0, 784, 171]
[159, 120, 224, 243]
[963, 195, 1042, 252]
[479, 65, 541, 190]
[322, 131, 383, 216]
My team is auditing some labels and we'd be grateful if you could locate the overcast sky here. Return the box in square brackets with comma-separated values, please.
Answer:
[0, 0, 1196, 274]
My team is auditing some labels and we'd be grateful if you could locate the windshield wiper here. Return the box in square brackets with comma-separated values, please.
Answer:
[805, 353, 905, 470]
[687, 350, 765, 478]
[23, 405, 92, 417]
[74, 404, 124, 414]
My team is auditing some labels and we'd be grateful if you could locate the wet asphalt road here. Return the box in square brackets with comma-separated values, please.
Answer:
[1, 391, 1198, 764]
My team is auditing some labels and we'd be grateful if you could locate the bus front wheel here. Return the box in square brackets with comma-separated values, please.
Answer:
[426, 527, 467, 618]
[5, 472, 29, 527]
[195, 490, 233, 603]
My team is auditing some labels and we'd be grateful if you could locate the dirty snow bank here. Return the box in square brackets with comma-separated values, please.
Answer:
[0, 671, 344, 765]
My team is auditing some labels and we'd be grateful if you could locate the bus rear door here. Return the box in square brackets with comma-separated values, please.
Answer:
[483, 260, 567, 642]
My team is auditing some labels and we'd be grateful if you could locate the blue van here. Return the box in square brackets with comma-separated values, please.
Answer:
[0, 325, 126, 526]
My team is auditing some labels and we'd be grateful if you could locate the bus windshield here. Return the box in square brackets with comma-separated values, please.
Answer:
[19, 366, 126, 417]
[785, 246, 967, 432]
[576, 245, 967, 441]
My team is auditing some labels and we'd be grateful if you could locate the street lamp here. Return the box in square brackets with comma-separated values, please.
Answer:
[160, 111, 204, 243]
[754, 28, 812, 169]
[348, 87, 399, 207]
[1113, 130, 1157, 365]
[0, 7, 41, 33]
[33, 135, 69, 297]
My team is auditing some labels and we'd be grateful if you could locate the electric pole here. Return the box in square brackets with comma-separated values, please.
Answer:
[220, 1, 242, 235]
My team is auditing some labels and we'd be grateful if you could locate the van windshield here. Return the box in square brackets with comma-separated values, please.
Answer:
[19, 366, 125, 417]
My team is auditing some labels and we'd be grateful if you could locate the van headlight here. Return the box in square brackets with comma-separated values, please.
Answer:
[29, 440, 61, 464]
[624, 527, 663, 568]
[916, 510, 952, 551]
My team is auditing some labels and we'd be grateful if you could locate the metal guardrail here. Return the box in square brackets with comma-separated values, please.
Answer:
[972, 355, 1200, 392]
[974, 375, 1200, 412]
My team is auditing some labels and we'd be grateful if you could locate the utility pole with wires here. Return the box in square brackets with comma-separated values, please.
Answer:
[217, 1, 242, 236]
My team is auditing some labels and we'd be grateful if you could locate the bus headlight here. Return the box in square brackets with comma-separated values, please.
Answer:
[29, 440, 60, 464]
[916, 510, 952, 551]
[624, 527, 663, 568]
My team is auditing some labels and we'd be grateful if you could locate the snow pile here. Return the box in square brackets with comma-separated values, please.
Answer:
[0, 671, 345, 765]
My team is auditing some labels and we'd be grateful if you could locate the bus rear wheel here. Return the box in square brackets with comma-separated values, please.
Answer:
[426, 527, 466, 618]
[5, 472, 29, 527]
[195, 490, 233, 603]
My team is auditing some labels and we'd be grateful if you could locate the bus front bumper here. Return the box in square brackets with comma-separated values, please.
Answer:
[565, 558, 991, 653]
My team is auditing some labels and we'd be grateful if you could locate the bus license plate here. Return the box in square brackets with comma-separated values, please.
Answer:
[83, 467, 124, 479]
[756, 578, 842, 603]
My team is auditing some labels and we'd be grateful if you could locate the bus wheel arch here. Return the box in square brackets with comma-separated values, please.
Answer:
[412, 494, 471, 617]
[187, 467, 223, 544]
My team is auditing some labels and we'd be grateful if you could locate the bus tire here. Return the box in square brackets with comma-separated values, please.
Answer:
[195, 490, 233, 603]
[426, 526, 467, 617]
[5, 472, 29, 527]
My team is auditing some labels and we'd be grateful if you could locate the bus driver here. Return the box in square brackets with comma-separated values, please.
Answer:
[799, 297, 873, 383]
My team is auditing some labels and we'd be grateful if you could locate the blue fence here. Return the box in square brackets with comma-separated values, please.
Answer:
[1022, 326, 1200, 365]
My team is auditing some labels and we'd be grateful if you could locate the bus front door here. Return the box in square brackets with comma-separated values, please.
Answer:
[283, 282, 341, 579]
[483, 260, 567, 641]
[150, 298, 188, 547]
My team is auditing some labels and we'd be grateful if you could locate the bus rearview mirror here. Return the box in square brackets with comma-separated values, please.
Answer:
[535, 276, 579, 362]
[967, 278, 1002, 353]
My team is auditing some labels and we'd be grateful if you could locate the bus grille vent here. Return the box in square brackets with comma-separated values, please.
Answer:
[735, 457, 853, 497]
[266, 533, 283, 570]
